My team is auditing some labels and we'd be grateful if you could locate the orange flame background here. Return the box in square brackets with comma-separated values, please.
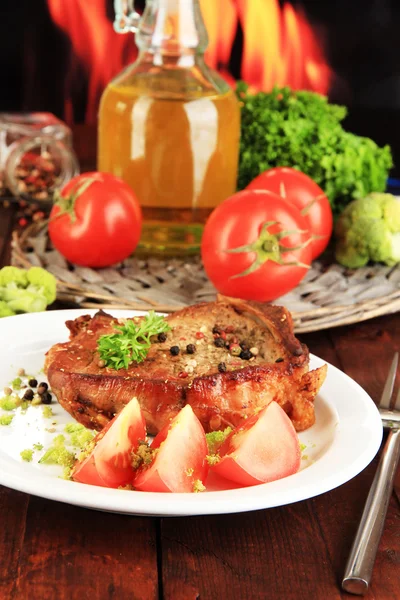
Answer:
[47, 0, 331, 124]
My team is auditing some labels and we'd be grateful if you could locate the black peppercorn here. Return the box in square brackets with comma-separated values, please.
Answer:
[28, 378, 38, 388]
[212, 325, 222, 334]
[275, 357, 284, 363]
[240, 342, 248, 350]
[218, 362, 227, 373]
[186, 344, 196, 354]
[23, 389, 34, 401]
[41, 392, 52, 405]
[214, 337, 225, 348]
[37, 382, 48, 395]
[170, 345, 180, 356]
[240, 349, 252, 360]
[158, 332, 167, 343]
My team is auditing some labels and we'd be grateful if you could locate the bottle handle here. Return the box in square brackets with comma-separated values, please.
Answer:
[114, 0, 141, 33]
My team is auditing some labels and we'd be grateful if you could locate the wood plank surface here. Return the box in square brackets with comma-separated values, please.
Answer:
[11, 497, 158, 600]
[160, 504, 343, 600]
[0, 487, 30, 599]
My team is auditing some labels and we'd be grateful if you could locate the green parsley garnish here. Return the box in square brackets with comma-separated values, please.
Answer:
[97, 311, 171, 370]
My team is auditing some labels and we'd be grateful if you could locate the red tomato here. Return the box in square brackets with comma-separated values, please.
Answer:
[201, 189, 312, 302]
[247, 167, 333, 259]
[48, 172, 142, 267]
[134, 405, 209, 493]
[211, 402, 301, 487]
[72, 397, 146, 488]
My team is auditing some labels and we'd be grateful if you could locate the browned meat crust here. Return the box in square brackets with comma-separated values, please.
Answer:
[44, 297, 327, 434]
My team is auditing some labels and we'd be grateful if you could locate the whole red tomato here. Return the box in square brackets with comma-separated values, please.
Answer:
[49, 172, 142, 267]
[247, 167, 333, 259]
[201, 189, 312, 302]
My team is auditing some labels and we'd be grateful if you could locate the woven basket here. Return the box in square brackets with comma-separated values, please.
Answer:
[11, 221, 400, 334]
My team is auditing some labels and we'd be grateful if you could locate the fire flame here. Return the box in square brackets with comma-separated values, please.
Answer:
[47, 0, 331, 124]
[47, 1, 137, 124]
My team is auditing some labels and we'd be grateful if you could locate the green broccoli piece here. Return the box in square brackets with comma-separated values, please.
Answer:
[0, 266, 56, 317]
[0, 266, 28, 287]
[2, 289, 47, 313]
[20, 449, 34, 462]
[335, 194, 400, 268]
[0, 395, 18, 410]
[0, 414, 14, 426]
[26, 267, 57, 304]
[205, 427, 232, 455]
[0, 301, 15, 317]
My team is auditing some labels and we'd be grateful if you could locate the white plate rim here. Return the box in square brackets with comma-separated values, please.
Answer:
[0, 309, 383, 516]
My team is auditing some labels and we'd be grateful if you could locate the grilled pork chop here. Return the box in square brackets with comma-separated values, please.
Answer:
[45, 296, 327, 434]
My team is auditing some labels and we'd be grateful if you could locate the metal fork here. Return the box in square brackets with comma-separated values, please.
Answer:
[342, 353, 400, 595]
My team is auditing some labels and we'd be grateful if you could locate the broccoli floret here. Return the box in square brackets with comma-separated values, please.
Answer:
[205, 427, 232, 455]
[2, 289, 47, 313]
[20, 449, 34, 462]
[0, 266, 28, 287]
[0, 414, 14, 426]
[26, 267, 57, 304]
[0, 301, 15, 318]
[0, 266, 56, 317]
[335, 194, 400, 268]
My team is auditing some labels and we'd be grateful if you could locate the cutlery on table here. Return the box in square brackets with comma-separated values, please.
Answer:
[342, 352, 400, 595]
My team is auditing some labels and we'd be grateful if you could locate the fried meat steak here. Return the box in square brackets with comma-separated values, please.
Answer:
[45, 296, 327, 434]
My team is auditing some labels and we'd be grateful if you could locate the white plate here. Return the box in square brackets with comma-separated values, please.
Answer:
[0, 309, 382, 516]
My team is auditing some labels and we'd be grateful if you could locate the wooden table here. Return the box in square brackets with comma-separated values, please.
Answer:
[1, 133, 400, 600]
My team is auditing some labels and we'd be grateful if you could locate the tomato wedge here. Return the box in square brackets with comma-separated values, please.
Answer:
[72, 397, 146, 488]
[211, 402, 301, 487]
[134, 405, 209, 493]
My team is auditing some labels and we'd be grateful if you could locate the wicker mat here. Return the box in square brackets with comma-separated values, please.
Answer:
[10, 222, 400, 334]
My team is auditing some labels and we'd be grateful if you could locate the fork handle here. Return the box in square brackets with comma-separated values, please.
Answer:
[342, 428, 400, 595]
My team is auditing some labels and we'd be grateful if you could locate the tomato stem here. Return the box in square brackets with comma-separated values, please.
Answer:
[261, 239, 280, 254]
[226, 221, 310, 278]
[53, 176, 100, 222]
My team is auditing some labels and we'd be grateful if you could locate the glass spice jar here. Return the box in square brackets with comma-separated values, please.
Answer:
[0, 113, 79, 205]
